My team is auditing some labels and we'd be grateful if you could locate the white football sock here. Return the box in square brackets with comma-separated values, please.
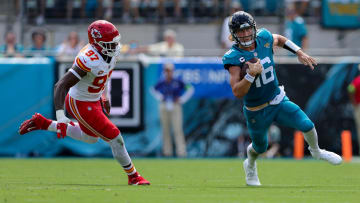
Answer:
[47, 121, 57, 132]
[66, 123, 99, 144]
[303, 127, 320, 151]
[48, 121, 98, 144]
[247, 143, 259, 167]
[109, 134, 136, 175]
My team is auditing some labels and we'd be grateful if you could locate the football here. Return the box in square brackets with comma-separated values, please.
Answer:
[240, 58, 258, 79]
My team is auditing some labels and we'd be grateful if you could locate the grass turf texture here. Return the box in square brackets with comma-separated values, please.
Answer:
[0, 158, 359, 203]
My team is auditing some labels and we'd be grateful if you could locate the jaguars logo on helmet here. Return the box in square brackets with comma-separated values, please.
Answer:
[228, 11, 257, 47]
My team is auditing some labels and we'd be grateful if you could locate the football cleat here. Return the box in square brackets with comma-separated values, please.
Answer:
[308, 147, 342, 165]
[18, 113, 52, 135]
[243, 158, 261, 186]
[128, 172, 150, 185]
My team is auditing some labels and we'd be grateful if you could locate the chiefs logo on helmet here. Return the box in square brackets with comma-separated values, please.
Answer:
[91, 28, 102, 39]
[87, 20, 121, 57]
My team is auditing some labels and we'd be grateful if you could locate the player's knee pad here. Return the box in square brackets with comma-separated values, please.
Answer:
[300, 119, 314, 132]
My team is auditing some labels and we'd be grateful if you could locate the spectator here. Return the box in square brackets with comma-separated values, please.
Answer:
[27, 0, 46, 25]
[348, 69, 360, 154]
[150, 63, 194, 157]
[220, 1, 242, 49]
[136, 29, 184, 57]
[158, 0, 183, 20]
[103, 0, 114, 20]
[286, 0, 309, 16]
[56, 31, 85, 58]
[0, 31, 24, 57]
[284, 3, 308, 50]
[28, 30, 48, 56]
[85, 0, 103, 18]
[122, 0, 141, 23]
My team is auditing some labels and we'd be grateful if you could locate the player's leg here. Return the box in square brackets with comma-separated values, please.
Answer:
[19, 113, 99, 144]
[108, 133, 150, 185]
[275, 98, 342, 165]
[19, 113, 52, 135]
[68, 96, 150, 185]
[242, 106, 273, 186]
[354, 106, 360, 154]
[171, 103, 186, 157]
[64, 94, 99, 143]
[159, 103, 173, 157]
[19, 96, 99, 144]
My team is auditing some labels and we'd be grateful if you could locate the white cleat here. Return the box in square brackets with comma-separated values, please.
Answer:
[308, 147, 342, 165]
[243, 159, 261, 186]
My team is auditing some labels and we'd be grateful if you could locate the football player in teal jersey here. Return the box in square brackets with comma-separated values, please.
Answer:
[222, 11, 342, 186]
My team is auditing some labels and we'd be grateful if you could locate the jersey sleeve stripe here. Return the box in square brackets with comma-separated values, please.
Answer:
[76, 58, 91, 72]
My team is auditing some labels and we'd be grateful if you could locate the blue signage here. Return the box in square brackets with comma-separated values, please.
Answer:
[322, 0, 360, 28]
[155, 60, 234, 98]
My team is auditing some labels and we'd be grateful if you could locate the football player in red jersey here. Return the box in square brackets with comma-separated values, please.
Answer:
[19, 20, 150, 185]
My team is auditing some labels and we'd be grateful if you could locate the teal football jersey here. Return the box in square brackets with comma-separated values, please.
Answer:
[222, 28, 280, 107]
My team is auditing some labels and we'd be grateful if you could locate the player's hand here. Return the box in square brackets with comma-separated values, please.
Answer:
[296, 50, 317, 70]
[246, 59, 263, 77]
[100, 98, 111, 117]
[56, 110, 73, 139]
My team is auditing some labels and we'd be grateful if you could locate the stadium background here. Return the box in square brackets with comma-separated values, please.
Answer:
[0, 0, 359, 159]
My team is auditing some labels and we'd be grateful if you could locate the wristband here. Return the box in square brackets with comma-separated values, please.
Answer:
[284, 40, 301, 54]
[56, 110, 66, 121]
[244, 73, 255, 83]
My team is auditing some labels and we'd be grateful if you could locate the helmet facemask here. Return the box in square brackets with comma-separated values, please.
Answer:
[97, 35, 121, 57]
[232, 24, 256, 47]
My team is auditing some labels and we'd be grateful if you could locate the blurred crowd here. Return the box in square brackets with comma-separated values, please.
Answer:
[0, 27, 184, 58]
[18, 0, 320, 25]
[3, 0, 312, 58]
[0, 28, 86, 58]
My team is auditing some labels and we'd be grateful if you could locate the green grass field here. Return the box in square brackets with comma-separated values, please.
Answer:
[0, 158, 359, 203]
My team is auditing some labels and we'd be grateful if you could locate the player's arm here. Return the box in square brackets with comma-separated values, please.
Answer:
[53, 65, 86, 138]
[272, 34, 317, 70]
[229, 66, 252, 99]
[54, 65, 86, 111]
[100, 83, 111, 116]
[228, 61, 262, 99]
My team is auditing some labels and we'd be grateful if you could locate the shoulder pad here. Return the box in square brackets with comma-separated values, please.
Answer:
[222, 48, 244, 66]
[257, 28, 272, 41]
[75, 46, 101, 72]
